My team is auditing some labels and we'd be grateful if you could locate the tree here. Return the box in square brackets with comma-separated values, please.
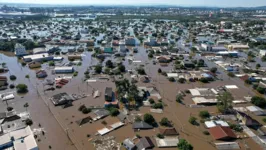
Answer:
[178, 78, 186, 83]
[228, 72, 235, 77]
[199, 77, 209, 83]
[188, 116, 197, 125]
[199, 110, 210, 119]
[16, 84, 28, 93]
[108, 107, 120, 116]
[24, 103, 29, 112]
[149, 98, 155, 104]
[198, 59, 204, 67]
[152, 103, 163, 109]
[118, 64, 126, 72]
[156, 133, 164, 139]
[168, 77, 175, 82]
[210, 67, 217, 73]
[135, 116, 142, 122]
[176, 94, 183, 103]
[7, 106, 13, 111]
[143, 113, 155, 125]
[256, 63, 261, 69]
[136, 68, 146, 75]
[251, 96, 266, 108]
[25, 119, 33, 126]
[158, 68, 162, 73]
[217, 92, 233, 114]
[177, 139, 193, 150]
[105, 60, 113, 68]
[49, 61, 55, 66]
[9, 75, 17, 81]
[257, 87, 265, 94]
[94, 65, 102, 74]
[160, 117, 171, 127]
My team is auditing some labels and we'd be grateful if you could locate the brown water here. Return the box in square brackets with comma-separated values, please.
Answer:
[0, 46, 263, 150]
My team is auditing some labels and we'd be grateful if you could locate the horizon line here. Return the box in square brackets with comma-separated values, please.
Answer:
[0, 2, 266, 8]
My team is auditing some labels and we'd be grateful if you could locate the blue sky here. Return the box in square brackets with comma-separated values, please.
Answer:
[1, 0, 266, 7]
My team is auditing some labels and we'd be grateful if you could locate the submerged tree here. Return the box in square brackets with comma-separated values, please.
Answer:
[216, 92, 233, 114]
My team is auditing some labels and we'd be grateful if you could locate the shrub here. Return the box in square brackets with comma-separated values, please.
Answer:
[108, 107, 120, 116]
[143, 113, 155, 125]
[228, 72, 235, 77]
[9, 84, 15, 89]
[203, 131, 210, 135]
[160, 117, 171, 127]
[188, 116, 197, 125]
[152, 103, 163, 109]
[168, 77, 175, 82]
[229, 123, 243, 132]
[48, 61, 55, 66]
[177, 139, 193, 150]
[9, 75, 17, 81]
[257, 87, 265, 94]
[16, 84, 28, 93]
[7, 106, 13, 111]
[156, 133, 164, 139]
[137, 68, 146, 75]
[82, 108, 91, 114]
[199, 77, 209, 83]
[251, 96, 266, 108]
[210, 67, 217, 73]
[149, 98, 155, 104]
[158, 68, 162, 73]
[25, 119, 33, 126]
[25, 75, 30, 78]
[73, 71, 78, 77]
[199, 110, 210, 119]
[262, 118, 266, 123]
[135, 116, 142, 122]
[178, 78, 186, 83]
[161, 72, 167, 76]
[78, 105, 86, 111]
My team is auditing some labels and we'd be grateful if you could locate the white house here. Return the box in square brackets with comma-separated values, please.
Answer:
[14, 43, 27, 56]
[260, 50, 266, 56]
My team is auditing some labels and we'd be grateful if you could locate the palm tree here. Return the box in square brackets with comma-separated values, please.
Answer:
[24, 103, 29, 112]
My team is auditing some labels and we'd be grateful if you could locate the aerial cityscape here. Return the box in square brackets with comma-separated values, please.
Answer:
[1, 1, 266, 150]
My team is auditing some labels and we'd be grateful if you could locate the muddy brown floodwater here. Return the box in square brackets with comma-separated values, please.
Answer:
[0, 47, 264, 150]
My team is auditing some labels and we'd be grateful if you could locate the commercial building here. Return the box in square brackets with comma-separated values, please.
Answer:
[23, 53, 53, 62]
[14, 43, 27, 56]
[54, 67, 74, 74]
[125, 37, 136, 46]
[0, 126, 38, 150]
[33, 47, 46, 54]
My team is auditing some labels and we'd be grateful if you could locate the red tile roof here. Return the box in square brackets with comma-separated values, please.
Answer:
[209, 126, 237, 140]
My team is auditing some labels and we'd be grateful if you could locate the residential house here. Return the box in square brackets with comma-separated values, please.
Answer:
[0, 76, 7, 87]
[105, 87, 113, 102]
[14, 43, 27, 56]
[36, 70, 47, 78]
[28, 62, 41, 69]
[135, 137, 154, 150]
[209, 126, 237, 140]
[159, 128, 179, 136]
[182, 60, 195, 69]
[132, 121, 153, 130]
[125, 37, 136, 46]
[236, 111, 261, 128]
[123, 138, 136, 150]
